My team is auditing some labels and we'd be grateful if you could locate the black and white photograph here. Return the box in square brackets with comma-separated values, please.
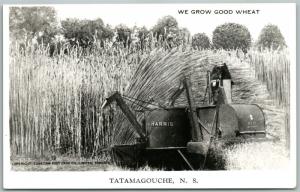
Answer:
[3, 3, 296, 189]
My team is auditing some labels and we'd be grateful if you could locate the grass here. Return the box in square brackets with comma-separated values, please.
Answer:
[12, 162, 161, 171]
[9, 39, 290, 171]
[248, 49, 290, 149]
[248, 49, 290, 108]
[224, 141, 289, 170]
[12, 163, 119, 171]
[10, 42, 140, 159]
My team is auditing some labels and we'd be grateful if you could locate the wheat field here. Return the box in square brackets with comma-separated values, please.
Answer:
[9, 40, 290, 170]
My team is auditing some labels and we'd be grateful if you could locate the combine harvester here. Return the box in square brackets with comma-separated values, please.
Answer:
[102, 64, 267, 170]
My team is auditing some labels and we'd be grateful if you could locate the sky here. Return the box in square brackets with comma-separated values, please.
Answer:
[54, 4, 295, 47]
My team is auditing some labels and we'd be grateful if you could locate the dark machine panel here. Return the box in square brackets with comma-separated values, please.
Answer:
[218, 104, 266, 138]
[146, 108, 191, 148]
[197, 106, 218, 140]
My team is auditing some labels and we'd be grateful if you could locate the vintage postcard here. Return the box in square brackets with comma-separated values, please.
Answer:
[3, 3, 296, 189]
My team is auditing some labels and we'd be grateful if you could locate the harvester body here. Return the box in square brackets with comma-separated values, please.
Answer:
[103, 64, 267, 170]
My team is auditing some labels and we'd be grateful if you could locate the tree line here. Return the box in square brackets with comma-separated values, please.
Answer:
[9, 6, 287, 56]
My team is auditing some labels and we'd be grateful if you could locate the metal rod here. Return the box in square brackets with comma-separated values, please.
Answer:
[146, 147, 186, 150]
[201, 110, 218, 169]
[177, 149, 194, 170]
[183, 77, 203, 141]
[207, 71, 212, 104]
[168, 83, 185, 106]
[122, 94, 167, 110]
[201, 136, 214, 170]
[103, 92, 145, 138]
[197, 118, 212, 135]
[239, 131, 266, 134]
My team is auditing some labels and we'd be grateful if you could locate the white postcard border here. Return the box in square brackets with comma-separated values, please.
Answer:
[3, 4, 297, 189]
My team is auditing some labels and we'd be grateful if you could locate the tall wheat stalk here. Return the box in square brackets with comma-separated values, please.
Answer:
[9, 38, 290, 163]
[248, 49, 290, 149]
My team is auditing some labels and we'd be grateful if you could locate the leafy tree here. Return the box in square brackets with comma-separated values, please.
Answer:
[192, 33, 211, 50]
[114, 24, 132, 47]
[132, 26, 150, 49]
[9, 6, 59, 45]
[152, 15, 179, 41]
[102, 24, 114, 43]
[212, 23, 251, 53]
[61, 18, 114, 48]
[178, 27, 191, 44]
[256, 24, 286, 50]
[137, 26, 149, 40]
